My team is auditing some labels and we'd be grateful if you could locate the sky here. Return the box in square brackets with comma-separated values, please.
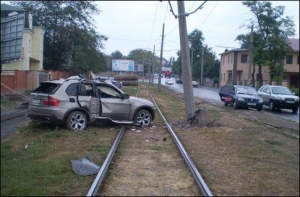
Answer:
[93, 1, 299, 61]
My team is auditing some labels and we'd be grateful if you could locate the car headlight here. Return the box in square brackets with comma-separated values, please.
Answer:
[275, 96, 283, 100]
[237, 97, 245, 101]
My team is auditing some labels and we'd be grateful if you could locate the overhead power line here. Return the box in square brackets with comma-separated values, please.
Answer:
[168, 0, 208, 18]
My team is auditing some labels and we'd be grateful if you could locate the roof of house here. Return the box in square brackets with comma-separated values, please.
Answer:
[287, 38, 299, 51]
[219, 48, 249, 56]
[219, 38, 299, 56]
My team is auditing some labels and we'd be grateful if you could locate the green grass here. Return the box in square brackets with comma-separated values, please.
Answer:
[1, 87, 141, 196]
[0, 97, 16, 109]
[122, 86, 139, 96]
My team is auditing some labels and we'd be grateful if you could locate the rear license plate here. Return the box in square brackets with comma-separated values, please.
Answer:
[32, 99, 41, 105]
[247, 103, 256, 106]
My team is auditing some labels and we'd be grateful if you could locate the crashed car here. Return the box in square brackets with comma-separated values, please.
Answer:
[95, 76, 122, 89]
[27, 75, 156, 130]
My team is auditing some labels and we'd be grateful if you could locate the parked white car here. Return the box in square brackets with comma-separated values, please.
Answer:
[192, 81, 199, 87]
[165, 79, 174, 85]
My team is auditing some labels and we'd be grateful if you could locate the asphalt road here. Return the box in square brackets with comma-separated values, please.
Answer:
[149, 77, 299, 123]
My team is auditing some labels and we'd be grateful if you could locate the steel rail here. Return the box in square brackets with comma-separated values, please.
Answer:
[147, 86, 213, 197]
[86, 126, 126, 196]
[87, 85, 141, 196]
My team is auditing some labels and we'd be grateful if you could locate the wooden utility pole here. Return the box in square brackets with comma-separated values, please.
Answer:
[158, 23, 164, 90]
[177, 1, 195, 120]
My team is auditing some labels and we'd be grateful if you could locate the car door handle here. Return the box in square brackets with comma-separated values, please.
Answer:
[69, 98, 75, 102]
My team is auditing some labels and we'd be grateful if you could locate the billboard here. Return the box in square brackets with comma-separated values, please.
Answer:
[1, 13, 25, 64]
[112, 59, 135, 71]
[134, 64, 144, 72]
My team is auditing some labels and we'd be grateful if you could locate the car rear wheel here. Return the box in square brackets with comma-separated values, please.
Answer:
[225, 102, 228, 106]
[65, 111, 87, 131]
[257, 107, 262, 111]
[269, 101, 275, 111]
[292, 107, 298, 114]
[134, 109, 152, 127]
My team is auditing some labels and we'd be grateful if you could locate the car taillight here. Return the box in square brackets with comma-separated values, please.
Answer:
[43, 96, 60, 106]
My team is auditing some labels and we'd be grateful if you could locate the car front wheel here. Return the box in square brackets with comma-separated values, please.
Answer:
[233, 101, 238, 109]
[65, 111, 87, 131]
[269, 101, 275, 111]
[134, 109, 152, 127]
[292, 107, 298, 114]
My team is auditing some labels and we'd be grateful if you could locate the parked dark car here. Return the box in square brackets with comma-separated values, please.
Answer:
[176, 78, 182, 84]
[219, 85, 263, 111]
[257, 85, 299, 113]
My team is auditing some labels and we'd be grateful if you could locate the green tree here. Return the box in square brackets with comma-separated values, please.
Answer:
[173, 51, 182, 77]
[174, 29, 220, 82]
[111, 51, 124, 59]
[127, 49, 155, 74]
[241, 1, 295, 87]
[11, 1, 107, 73]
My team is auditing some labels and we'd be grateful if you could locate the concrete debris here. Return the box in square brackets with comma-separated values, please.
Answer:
[70, 157, 100, 176]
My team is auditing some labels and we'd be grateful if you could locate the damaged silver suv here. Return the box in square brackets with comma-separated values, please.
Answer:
[28, 75, 156, 130]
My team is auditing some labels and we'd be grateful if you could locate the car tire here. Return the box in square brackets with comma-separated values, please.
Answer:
[269, 101, 275, 111]
[292, 107, 298, 114]
[257, 107, 262, 111]
[233, 101, 238, 109]
[225, 102, 228, 106]
[65, 111, 87, 131]
[134, 109, 152, 127]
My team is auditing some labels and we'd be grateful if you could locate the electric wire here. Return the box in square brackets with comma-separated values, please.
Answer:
[198, 1, 219, 28]
[147, 1, 159, 49]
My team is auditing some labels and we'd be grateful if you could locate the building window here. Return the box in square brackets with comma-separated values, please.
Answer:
[297, 55, 299, 65]
[286, 55, 293, 64]
[228, 55, 229, 64]
[231, 54, 233, 64]
[241, 54, 248, 63]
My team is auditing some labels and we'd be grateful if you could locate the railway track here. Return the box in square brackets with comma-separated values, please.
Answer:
[87, 85, 213, 196]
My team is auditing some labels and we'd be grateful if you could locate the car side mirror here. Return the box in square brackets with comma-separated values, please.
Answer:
[123, 94, 130, 99]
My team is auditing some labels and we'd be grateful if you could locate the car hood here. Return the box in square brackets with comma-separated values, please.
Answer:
[237, 94, 261, 99]
[273, 94, 299, 99]
[128, 96, 156, 109]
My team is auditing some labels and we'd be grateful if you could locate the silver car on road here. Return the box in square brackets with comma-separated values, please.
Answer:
[257, 85, 299, 113]
[28, 75, 156, 130]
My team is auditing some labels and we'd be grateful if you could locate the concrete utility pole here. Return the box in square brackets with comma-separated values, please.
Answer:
[151, 45, 155, 84]
[158, 23, 164, 90]
[248, 25, 253, 86]
[177, 1, 195, 119]
[200, 46, 204, 85]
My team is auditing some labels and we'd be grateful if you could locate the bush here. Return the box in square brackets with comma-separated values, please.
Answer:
[290, 87, 299, 96]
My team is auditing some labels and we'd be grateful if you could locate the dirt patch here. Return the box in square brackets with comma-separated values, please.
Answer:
[161, 87, 299, 196]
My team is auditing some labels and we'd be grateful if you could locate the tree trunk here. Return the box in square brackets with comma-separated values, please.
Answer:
[251, 64, 256, 88]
